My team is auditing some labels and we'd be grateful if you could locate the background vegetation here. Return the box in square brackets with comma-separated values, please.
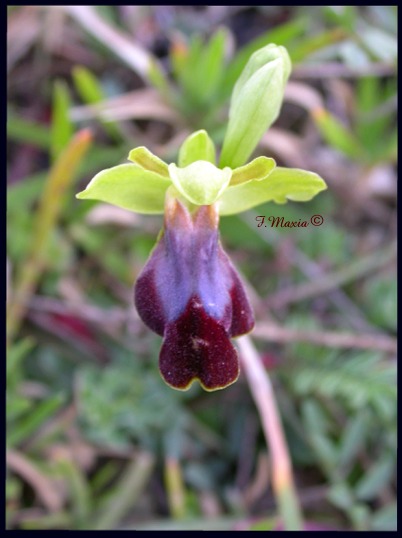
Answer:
[7, 6, 397, 530]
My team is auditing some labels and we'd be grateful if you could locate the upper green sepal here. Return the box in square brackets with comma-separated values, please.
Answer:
[218, 167, 327, 215]
[168, 161, 232, 206]
[76, 163, 171, 214]
[178, 130, 216, 167]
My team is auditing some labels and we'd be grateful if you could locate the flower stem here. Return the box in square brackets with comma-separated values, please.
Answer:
[237, 334, 303, 530]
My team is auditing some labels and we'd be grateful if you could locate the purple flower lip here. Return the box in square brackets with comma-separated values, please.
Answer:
[134, 197, 254, 391]
[159, 295, 239, 391]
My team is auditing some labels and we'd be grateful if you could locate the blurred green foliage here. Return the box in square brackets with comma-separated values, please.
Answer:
[7, 5, 396, 531]
[77, 353, 186, 449]
[313, 76, 397, 164]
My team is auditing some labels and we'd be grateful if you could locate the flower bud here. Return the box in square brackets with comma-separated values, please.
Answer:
[220, 44, 291, 169]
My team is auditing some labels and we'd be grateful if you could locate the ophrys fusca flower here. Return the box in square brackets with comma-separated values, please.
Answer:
[77, 44, 326, 391]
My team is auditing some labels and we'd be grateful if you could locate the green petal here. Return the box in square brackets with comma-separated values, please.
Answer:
[168, 161, 232, 206]
[218, 167, 327, 215]
[128, 146, 169, 177]
[230, 156, 276, 186]
[76, 164, 171, 214]
[178, 130, 216, 167]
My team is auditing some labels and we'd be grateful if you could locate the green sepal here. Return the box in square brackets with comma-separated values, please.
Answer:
[178, 130, 216, 167]
[76, 164, 171, 214]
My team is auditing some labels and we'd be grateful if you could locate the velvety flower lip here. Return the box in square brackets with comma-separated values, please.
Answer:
[159, 295, 239, 391]
[134, 196, 254, 391]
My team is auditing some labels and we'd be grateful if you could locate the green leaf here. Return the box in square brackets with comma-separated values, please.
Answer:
[218, 167, 327, 215]
[168, 161, 231, 206]
[72, 66, 122, 140]
[310, 433, 338, 470]
[51, 80, 73, 162]
[76, 164, 171, 214]
[19, 512, 72, 530]
[355, 77, 397, 161]
[328, 482, 355, 511]
[170, 40, 190, 85]
[350, 504, 371, 531]
[290, 28, 347, 63]
[312, 108, 364, 160]
[148, 58, 169, 93]
[359, 26, 397, 63]
[355, 457, 395, 501]
[178, 130, 216, 167]
[323, 6, 357, 31]
[7, 110, 50, 149]
[371, 502, 397, 531]
[230, 156, 276, 186]
[7, 393, 65, 447]
[337, 413, 368, 469]
[174, 35, 203, 103]
[196, 28, 228, 101]
[171, 30, 227, 109]
[364, 277, 397, 331]
[220, 44, 291, 168]
[57, 458, 92, 528]
[94, 454, 154, 530]
[73, 65, 104, 103]
[7, 338, 35, 386]
[291, 351, 396, 420]
[7, 394, 31, 422]
[128, 146, 170, 177]
[249, 518, 276, 531]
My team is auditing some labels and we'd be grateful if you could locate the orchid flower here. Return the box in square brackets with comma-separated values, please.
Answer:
[76, 44, 327, 391]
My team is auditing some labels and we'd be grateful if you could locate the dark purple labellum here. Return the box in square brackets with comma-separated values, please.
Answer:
[134, 197, 254, 391]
